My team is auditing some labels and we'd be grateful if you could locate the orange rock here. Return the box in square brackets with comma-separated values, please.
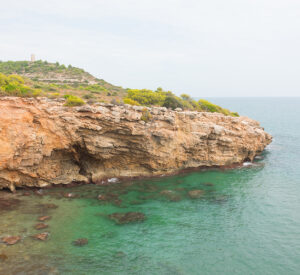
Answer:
[33, 232, 49, 241]
[1, 236, 21, 245]
[38, 215, 51, 222]
[34, 223, 49, 230]
[0, 97, 272, 191]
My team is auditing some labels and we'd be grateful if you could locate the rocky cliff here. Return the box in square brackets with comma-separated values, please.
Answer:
[0, 97, 272, 191]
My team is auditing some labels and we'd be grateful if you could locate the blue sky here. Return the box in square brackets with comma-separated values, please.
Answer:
[1, 0, 300, 97]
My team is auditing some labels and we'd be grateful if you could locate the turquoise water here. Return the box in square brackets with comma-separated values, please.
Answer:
[1, 98, 300, 275]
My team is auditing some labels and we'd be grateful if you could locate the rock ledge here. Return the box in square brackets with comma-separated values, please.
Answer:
[0, 97, 272, 191]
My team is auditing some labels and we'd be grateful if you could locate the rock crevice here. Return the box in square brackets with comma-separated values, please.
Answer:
[0, 97, 272, 190]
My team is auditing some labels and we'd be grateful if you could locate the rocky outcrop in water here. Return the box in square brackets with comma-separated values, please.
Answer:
[0, 97, 272, 191]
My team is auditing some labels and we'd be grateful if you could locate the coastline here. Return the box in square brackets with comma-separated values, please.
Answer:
[0, 97, 272, 191]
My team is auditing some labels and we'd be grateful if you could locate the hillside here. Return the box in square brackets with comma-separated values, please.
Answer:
[0, 60, 238, 116]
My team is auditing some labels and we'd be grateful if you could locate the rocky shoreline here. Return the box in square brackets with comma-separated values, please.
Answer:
[0, 97, 272, 191]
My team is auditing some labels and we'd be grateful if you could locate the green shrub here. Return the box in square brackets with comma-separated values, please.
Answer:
[163, 95, 184, 109]
[126, 89, 165, 106]
[83, 93, 95, 99]
[0, 73, 41, 97]
[123, 98, 140, 106]
[64, 95, 85, 106]
[198, 99, 239, 117]
[141, 108, 152, 122]
[48, 92, 60, 99]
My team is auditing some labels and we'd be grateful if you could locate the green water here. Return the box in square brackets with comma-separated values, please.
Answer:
[1, 98, 300, 275]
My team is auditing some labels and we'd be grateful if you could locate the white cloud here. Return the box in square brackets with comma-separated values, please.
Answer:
[1, 0, 300, 96]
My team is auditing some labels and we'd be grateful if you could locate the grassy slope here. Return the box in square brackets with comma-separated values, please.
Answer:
[0, 60, 238, 116]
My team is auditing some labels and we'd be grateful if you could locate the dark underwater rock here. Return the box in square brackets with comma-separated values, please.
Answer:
[63, 193, 76, 198]
[160, 190, 182, 202]
[72, 238, 88, 246]
[43, 203, 58, 209]
[108, 212, 145, 225]
[188, 190, 205, 199]
[33, 232, 49, 241]
[212, 195, 228, 203]
[34, 223, 49, 230]
[115, 251, 126, 258]
[101, 232, 116, 239]
[0, 197, 21, 211]
[38, 215, 51, 222]
[98, 193, 122, 206]
[34, 189, 44, 196]
[0, 253, 8, 261]
[203, 182, 214, 186]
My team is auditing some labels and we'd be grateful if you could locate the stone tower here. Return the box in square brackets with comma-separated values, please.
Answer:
[31, 54, 36, 62]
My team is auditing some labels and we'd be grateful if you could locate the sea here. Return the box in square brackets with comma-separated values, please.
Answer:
[0, 98, 299, 275]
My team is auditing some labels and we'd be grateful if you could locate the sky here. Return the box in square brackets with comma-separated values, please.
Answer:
[1, 0, 300, 97]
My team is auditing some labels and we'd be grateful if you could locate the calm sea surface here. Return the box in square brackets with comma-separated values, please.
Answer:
[0, 98, 299, 275]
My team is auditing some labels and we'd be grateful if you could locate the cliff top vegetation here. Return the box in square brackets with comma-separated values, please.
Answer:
[0, 60, 238, 116]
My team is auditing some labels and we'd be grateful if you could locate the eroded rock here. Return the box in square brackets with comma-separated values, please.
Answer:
[0, 97, 272, 190]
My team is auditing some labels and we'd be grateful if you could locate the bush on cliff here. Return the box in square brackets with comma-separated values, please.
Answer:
[64, 95, 85, 106]
[198, 99, 239, 117]
[124, 87, 239, 116]
[126, 89, 165, 106]
[141, 108, 152, 122]
[0, 73, 42, 97]
[123, 98, 140, 106]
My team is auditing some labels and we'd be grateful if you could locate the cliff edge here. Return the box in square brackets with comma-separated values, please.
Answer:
[0, 97, 272, 191]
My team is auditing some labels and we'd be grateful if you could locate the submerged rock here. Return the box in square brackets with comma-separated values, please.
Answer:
[203, 182, 214, 186]
[129, 200, 143, 205]
[160, 190, 181, 202]
[108, 212, 145, 225]
[98, 193, 122, 206]
[212, 195, 229, 203]
[38, 215, 51, 222]
[33, 232, 49, 241]
[63, 193, 76, 198]
[72, 238, 88, 246]
[34, 223, 49, 230]
[1, 236, 21, 245]
[0, 197, 21, 211]
[188, 190, 205, 199]
[101, 232, 116, 239]
[115, 251, 126, 258]
[43, 203, 58, 209]
[34, 189, 44, 196]
[0, 253, 8, 261]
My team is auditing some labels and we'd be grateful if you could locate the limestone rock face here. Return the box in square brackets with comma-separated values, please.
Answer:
[0, 97, 272, 190]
